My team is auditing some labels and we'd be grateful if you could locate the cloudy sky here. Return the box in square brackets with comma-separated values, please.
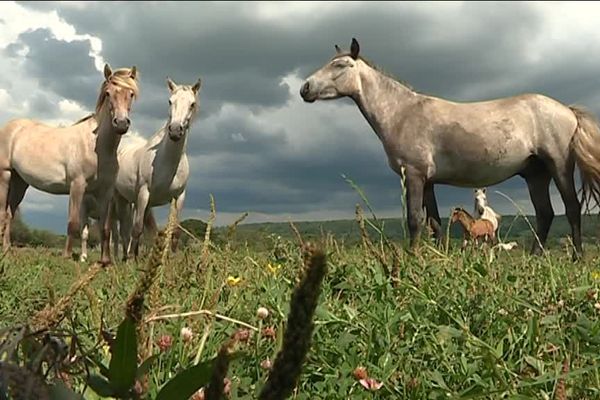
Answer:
[1, 1, 600, 233]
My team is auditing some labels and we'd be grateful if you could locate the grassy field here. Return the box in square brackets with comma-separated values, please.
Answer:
[1, 216, 600, 399]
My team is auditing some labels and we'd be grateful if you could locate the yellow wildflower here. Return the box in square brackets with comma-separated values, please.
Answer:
[102, 344, 111, 358]
[267, 262, 282, 275]
[592, 270, 600, 281]
[226, 276, 242, 287]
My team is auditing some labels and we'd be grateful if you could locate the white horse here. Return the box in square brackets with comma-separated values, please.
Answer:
[474, 188, 502, 231]
[114, 77, 201, 260]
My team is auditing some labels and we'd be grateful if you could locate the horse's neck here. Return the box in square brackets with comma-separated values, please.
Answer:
[457, 212, 474, 229]
[352, 63, 416, 144]
[95, 104, 121, 159]
[156, 126, 187, 170]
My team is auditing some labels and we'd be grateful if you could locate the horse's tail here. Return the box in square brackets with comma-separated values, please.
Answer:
[570, 105, 600, 211]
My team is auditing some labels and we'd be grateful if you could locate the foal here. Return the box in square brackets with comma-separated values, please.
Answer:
[451, 207, 496, 248]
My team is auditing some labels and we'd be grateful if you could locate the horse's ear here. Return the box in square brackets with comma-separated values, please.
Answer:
[482, 188, 486, 194]
[166, 77, 177, 92]
[334, 44, 343, 54]
[103, 64, 112, 80]
[192, 78, 202, 94]
[350, 37, 360, 60]
[130, 66, 137, 80]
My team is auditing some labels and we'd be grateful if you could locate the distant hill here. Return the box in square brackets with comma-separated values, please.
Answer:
[186, 213, 600, 248]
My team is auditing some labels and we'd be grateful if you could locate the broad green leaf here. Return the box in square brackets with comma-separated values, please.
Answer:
[108, 317, 138, 395]
[87, 374, 115, 397]
[155, 358, 214, 400]
[49, 381, 84, 400]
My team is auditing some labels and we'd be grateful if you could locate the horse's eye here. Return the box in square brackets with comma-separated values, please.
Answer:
[105, 91, 110, 97]
[190, 102, 196, 109]
[168, 100, 172, 106]
[334, 62, 347, 69]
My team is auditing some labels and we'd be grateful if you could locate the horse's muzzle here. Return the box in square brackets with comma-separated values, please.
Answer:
[168, 123, 185, 141]
[112, 117, 131, 134]
[300, 81, 315, 103]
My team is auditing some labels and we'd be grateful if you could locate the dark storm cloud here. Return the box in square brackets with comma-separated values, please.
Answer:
[11, 28, 100, 109]
[7, 1, 600, 229]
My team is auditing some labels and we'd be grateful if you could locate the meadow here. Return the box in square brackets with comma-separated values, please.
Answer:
[1, 203, 600, 400]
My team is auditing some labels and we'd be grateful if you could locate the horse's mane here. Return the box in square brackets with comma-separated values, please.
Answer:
[72, 114, 94, 126]
[332, 52, 414, 91]
[95, 68, 139, 114]
[453, 207, 474, 219]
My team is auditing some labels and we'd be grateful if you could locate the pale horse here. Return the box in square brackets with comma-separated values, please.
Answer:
[0, 64, 138, 265]
[114, 77, 201, 260]
[300, 38, 600, 260]
[474, 188, 502, 232]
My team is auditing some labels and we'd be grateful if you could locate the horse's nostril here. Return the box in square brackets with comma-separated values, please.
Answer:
[125, 117, 131, 126]
[300, 81, 310, 96]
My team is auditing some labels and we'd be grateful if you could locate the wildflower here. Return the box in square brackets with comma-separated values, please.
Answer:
[592, 270, 600, 280]
[262, 326, 276, 340]
[260, 358, 273, 370]
[498, 308, 508, 316]
[223, 378, 232, 396]
[595, 302, 600, 311]
[359, 378, 383, 391]
[267, 262, 282, 275]
[181, 326, 193, 343]
[226, 276, 242, 287]
[233, 329, 251, 343]
[257, 307, 269, 320]
[587, 289, 598, 301]
[102, 344, 111, 358]
[353, 366, 368, 380]
[558, 299, 565, 308]
[156, 335, 173, 352]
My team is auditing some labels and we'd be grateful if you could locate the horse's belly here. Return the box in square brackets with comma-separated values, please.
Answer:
[433, 154, 527, 187]
[14, 161, 69, 194]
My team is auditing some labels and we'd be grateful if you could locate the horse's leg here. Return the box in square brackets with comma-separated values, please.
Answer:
[423, 183, 443, 244]
[550, 162, 582, 260]
[5, 173, 29, 251]
[131, 186, 150, 260]
[63, 179, 86, 259]
[98, 192, 114, 266]
[0, 169, 9, 253]
[80, 222, 89, 263]
[114, 192, 132, 261]
[171, 191, 186, 252]
[108, 199, 120, 261]
[111, 216, 119, 262]
[523, 168, 554, 256]
[405, 169, 425, 250]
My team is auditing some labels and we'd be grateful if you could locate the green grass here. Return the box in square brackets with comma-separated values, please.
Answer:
[1, 229, 600, 399]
